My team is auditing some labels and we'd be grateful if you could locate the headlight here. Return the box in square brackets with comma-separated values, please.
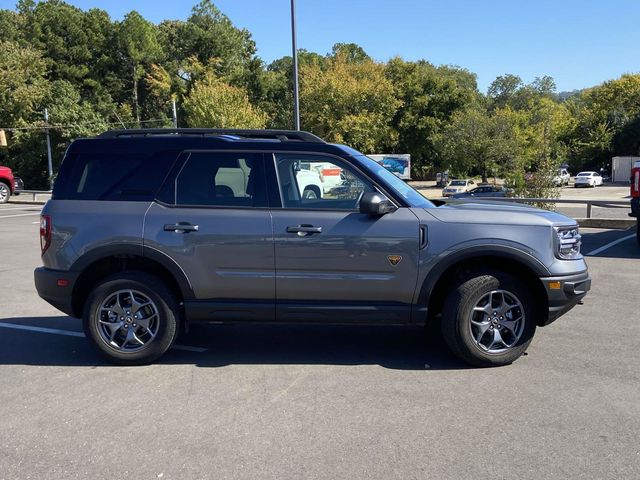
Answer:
[554, 225, 582, 259]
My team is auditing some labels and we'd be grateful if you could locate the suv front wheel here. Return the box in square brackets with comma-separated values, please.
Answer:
[441, 271, 536, 367]
[83, 271, 179, 365]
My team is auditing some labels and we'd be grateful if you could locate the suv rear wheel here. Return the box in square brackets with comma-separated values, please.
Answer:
[441, 271, 536, 367]
[83, 271, 179, 365]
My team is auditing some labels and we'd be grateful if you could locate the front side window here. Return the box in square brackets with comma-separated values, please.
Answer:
[274, 154, 373, 210]
[174, 152, 267, 207]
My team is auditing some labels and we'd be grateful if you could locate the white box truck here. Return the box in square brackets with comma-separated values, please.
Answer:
[612, 156, 640, 183]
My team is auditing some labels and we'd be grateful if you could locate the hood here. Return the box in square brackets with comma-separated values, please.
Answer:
[427, 200, 576, 227]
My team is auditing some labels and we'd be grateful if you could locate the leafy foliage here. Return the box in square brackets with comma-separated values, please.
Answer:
[183, 73, 267, 129]
[300, 51, 400, 153]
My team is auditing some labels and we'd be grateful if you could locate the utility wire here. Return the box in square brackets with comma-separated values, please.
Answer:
[0, 118, 168, 131]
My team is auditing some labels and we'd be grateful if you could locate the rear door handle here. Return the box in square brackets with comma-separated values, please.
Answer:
[287, 224, 322, 236]
[164, 222, 199, 233]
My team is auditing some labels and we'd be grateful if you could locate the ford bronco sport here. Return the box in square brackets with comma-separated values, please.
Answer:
[34, 129, 591, 366]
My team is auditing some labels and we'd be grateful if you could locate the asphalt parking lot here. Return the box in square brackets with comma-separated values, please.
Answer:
[1, 204, 639, 479]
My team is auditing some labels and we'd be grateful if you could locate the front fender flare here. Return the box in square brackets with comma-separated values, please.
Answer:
[414, 244, 550, 313]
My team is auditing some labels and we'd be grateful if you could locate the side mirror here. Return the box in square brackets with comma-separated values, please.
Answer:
[359, 191, 397, 216]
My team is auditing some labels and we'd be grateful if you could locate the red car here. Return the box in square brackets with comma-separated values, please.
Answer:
[0, 165, 15, 204]
[631, 160, 639, 244]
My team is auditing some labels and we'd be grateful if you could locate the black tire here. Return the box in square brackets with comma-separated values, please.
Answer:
[441, 271, 536, 367]
[83, 271, 179, 365]
[302, 186, 320, 199]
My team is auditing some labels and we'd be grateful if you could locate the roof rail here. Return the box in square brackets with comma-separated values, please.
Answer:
[97, 128, 326, 144]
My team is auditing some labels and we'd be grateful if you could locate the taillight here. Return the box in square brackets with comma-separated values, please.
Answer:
[633, 169, 640, 197]
[40, 215, 51, 254]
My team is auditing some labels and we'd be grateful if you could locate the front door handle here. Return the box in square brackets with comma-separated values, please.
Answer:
[286, 224, 322, 236]
[164, 222, 199, 233]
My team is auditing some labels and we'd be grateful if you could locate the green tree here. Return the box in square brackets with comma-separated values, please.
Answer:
[118, 11, 162, 123]
[439, 107, 520, 182]
[0, 9, 24, 42]
[183, 72, 267, 129]
[0, 40, 48, 125]
[386, 57, 479, 177]
[259, 50, 327, 129]
[174, 0, 256, 80]
[300, 52, 401, 153]
[487, 74, 523, 108]
[564, 74, 640, 170]
[331, 43, 371, 63]
[0, 40, 50, 188]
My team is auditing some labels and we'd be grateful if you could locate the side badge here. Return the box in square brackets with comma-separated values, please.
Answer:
[387, 255, 402, 266]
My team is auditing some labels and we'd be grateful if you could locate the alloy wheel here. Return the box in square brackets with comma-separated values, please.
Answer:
[0, 184, 9, 202]
[95, 289, 160, 352]
[469, 289, 525, 354]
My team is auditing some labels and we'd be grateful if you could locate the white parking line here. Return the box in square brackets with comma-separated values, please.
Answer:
[0, 322, 208, 353]
[0, 213, 41, 219]
[0, 322, 85, 337]
[586, 233, 636, 256]
[0, 205, 42, 211]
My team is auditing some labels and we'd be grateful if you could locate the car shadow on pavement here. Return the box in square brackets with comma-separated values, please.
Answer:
[0, 317, 471, 371]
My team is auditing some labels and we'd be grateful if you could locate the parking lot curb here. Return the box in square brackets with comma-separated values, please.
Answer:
[576, 218, 636, 229]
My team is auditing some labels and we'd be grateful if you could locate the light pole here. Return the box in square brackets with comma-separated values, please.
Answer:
[290, 0, 300, 130]
[44, 108, 53, 189]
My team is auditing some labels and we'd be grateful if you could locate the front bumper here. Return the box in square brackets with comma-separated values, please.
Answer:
[539, 270, 591, 326]
[34, 267, 79, 317]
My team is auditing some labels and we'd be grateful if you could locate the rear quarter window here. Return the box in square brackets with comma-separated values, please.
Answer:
[54, 147, 179, 201]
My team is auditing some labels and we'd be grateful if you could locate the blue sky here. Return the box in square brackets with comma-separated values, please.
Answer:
[1, 0, 638, 92]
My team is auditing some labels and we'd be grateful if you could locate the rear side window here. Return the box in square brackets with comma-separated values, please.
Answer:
[54, 149, 179, 201]
[172, 152, 267, 208]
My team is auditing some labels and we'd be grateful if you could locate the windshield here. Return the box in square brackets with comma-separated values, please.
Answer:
[449, 180, 466, 186]
[577, 173, 592, 176]
[353, 155, 433, 208]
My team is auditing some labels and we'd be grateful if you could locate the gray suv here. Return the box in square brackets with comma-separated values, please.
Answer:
[34, 129, 591, 367]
